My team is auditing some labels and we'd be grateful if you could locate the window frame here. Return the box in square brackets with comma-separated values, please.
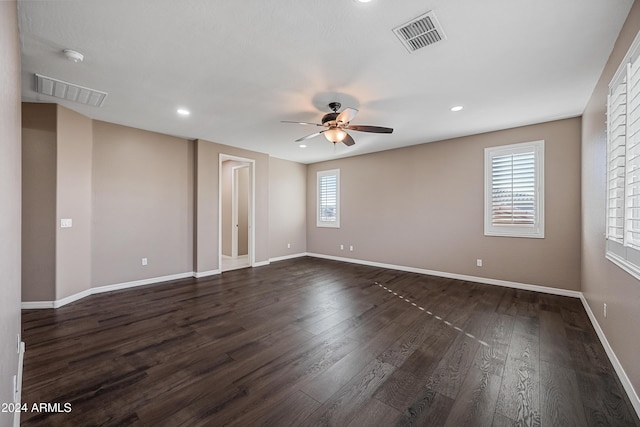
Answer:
[484, 140, 545, 238]
[605, 29, 640, 280]
[317, 169, 340, 228]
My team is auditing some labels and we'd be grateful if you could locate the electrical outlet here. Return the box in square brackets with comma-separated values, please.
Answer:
[604, 303, 607, 318]
[340, 244, 344, 250]
[287, 243, 291, 249]
[142, 258, 148, 266]
[477, 259, 483, 267]
[349, 245, 354, 252]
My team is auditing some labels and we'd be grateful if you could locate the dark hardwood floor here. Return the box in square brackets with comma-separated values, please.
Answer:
[20, 257, 639, 426]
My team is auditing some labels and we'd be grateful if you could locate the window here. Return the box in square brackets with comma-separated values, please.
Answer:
[605, 31, 640, 280]
[317, 169, 340, 228]
[484, 140, 544, 238]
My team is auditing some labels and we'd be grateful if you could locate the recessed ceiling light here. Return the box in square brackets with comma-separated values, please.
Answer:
[177, 108, 190, 116]
[299, 144, 307, 148]
[356, 0, 372, 3]
[450, 105, 463, 112]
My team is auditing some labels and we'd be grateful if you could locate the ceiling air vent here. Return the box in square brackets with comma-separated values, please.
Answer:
[393, 11, 446, 53]
[35, 74, 108, 107]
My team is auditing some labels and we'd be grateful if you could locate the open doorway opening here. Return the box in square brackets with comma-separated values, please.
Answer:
[220, 155, 254, 272]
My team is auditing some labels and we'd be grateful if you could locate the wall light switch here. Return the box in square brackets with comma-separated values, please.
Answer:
[142, 258, 148, 266]
[60, 218, 73, 228]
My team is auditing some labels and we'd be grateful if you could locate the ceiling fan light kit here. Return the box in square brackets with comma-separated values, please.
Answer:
[324, 128, 347, 143]
[282, 102, 393, 147]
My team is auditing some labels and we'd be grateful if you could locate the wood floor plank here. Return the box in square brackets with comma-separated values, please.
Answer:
[540, 360, 588, 427]
[539, 309, 573, 368]
[229, 390, 321, 427]
[346, 398, 401, 426]
[19, 257, 639, 427]
[495, 317, 541, 427]
[442, 314, 515, 426]
[302, 358, 395, 426]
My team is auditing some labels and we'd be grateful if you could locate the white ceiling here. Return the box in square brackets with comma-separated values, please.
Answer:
[18, 0, 633, 164]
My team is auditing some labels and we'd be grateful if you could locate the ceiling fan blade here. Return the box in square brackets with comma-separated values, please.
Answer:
[345, 125, 393, 134]
[281, 120, 324, 126]
[295, 130, 326, 142]
[342, 134, 355, 146]
[336, 108, 358, 125]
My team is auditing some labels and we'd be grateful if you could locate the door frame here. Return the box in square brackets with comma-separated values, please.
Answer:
[219, 154, 255, 270]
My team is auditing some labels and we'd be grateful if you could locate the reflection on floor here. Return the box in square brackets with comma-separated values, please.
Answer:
[222, 254, 250, 272]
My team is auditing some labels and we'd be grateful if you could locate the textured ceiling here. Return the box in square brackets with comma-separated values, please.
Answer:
[18, 0, 633, 164]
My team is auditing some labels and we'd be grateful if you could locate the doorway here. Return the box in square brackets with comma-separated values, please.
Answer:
[219, 155, 255, 272]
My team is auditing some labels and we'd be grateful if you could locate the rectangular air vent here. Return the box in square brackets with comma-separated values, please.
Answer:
[35, 74, 108, 107]
[393, 11, 446, 53]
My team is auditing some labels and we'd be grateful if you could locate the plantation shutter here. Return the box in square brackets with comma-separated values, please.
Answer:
[604, 27, 640, 280]
[626, 57, 640, 248]
[319, 174, 337, 222]
[607, 68, 628, 243]
[484, 140, 543, 238]
[317, 169, 340, 227]
[491, 150, 536, 226]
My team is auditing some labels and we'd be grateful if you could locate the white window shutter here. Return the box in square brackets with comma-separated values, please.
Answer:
[491, 151, 536, 226]
[604, 27, 640, 281]
[317, 169, 340, 227]
[484, 140, 544, 238]
[626, 57, 640, 248]
[607, 70, 627, 243]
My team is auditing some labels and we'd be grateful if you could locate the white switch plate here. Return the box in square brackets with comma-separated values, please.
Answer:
[477, 259, 483, 267]
[142, 258, 148, 266]
[60, 218, 72, 228]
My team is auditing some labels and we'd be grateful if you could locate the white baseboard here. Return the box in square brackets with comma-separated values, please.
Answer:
[269, 252, 307, 263]
[22, 272, 194, 309]
[92, 272, 194, 295]
[253, 260, 271, 267]
[193, 269, 221, 278]
[579, 295, 640, 418]
[21, 301, 55, 309]
[305, 252, 582, 298]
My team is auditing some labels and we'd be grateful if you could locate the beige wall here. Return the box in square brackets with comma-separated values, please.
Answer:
[194, 139, 269, 273]
[20, 115, 272, 294]
[91, 121, 194, 287]
[269, 157, 307, 258]
[0, 1, 22, 424]
[582, 0, 640, 399]
[308, 117, 582, 291]
[22, 103, 56, 301]
[56, 106, 92, 299]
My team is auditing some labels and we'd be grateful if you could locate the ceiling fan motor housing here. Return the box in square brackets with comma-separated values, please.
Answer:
[321, 112, 339, 125]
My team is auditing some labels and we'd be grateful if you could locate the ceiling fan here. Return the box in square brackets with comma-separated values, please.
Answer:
[281, 102, 393, 146]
